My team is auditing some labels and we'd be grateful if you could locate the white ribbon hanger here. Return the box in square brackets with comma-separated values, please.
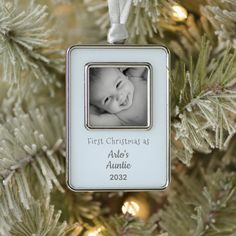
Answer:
[107, 0, 132, 44]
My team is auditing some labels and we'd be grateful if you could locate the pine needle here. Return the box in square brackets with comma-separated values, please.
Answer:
[201, 0, 236, 49]
[0, 0, 64, 84]
[159, 169, 236, 236]
[0, 189, 67, 236]
[172, 38, 236, 164]
[86, 214, 160, 236]
[0, 105, 65, 208]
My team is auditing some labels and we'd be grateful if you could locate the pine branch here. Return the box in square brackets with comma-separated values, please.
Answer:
[0, 99, 102, 232]
[86, 214, 160, 236]
[159, 169, 236, 236]
[126, 0, 173, 43]
[171, 38, 236, 165]
[0, 105, 65, 209]
[201, 0, 236, 49]
[220, 135, 236, 170]
[151, 13, 218, 63]
[82, 0, 218, 61]
[52, 189, 101, 222]
[0, 0, 64, 84]
[0, 188, 68, 236]
[83, 0, 180, 43]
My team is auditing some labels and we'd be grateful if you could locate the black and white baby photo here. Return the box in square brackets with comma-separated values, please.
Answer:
[88, 66, 150, 128]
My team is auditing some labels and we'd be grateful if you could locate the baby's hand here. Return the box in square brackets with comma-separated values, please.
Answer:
[125, 67, 146, 79]
[89, 105, 104, 125]
[89, 105, 101, 115]
[89, 105, 122, 126]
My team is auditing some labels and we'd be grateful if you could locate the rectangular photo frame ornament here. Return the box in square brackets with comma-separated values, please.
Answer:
[66, 45, 170, 191]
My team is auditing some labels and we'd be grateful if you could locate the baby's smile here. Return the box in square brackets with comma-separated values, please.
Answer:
[120, 93, 131, 107]
[90, 68, 135, 114]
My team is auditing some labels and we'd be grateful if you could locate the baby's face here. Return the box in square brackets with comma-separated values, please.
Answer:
[90, 68, 134, 113]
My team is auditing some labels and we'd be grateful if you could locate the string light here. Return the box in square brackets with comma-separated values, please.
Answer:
[122, 200, 140, 216]
[86, 226, 103, 236]
[121, 195, 150, 219]
[70, 223, 83, 236]
[171, 5, 188, 22]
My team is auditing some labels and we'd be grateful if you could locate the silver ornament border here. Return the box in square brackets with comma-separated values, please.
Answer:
[66, 45, 171, 192]
[85, 62, 152, 130]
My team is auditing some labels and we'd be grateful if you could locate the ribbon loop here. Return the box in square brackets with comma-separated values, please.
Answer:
[107, 0, 132, 44]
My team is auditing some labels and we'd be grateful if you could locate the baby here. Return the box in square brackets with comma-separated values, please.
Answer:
[89, 67, 148, 127]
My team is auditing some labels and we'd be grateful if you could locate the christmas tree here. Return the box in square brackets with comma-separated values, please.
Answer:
[0, 0, 236, 235]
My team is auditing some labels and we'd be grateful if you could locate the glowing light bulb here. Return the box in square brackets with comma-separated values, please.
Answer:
[122, 200, 140, 216]
[87, 226, 103, 236]
[122, 195, 151, 219]
[171, 5, 188, 22]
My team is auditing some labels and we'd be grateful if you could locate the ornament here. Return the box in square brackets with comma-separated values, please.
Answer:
[66, 0, 170, 191]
